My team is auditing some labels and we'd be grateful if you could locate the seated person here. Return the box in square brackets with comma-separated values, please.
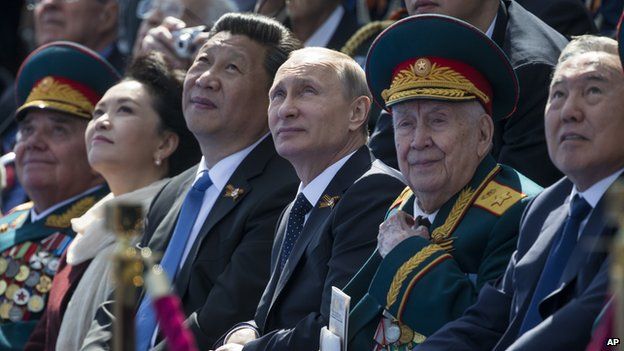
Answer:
[342, 15, 542, 350]
[417, 34, 624, 351]
[214, 47, 405, 351]
[24, 52, 201, 351]
[0, 41, 119, 350]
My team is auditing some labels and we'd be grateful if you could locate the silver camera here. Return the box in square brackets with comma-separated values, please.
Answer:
[173, 25, 207, 59]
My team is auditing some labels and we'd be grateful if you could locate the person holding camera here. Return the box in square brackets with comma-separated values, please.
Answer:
[132, 0, 236, 70]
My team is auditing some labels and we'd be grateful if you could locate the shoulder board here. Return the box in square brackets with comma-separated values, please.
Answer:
[473, 179, 526, 216]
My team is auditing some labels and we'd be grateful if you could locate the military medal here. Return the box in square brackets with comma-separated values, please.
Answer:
[0, 223, 8, 233]
[25, 271, 41, 287]
[36, 275, 52, 293]
[44, 258, 60, 275]
[5, 259, 18, 278]
[29, 251, 50, 270]
[13, 288, 29, 306]
[15, 265, 30, 282]
[0, 257, 8, 275]
[0, 280, 7, 295]
[27, 295, 44, 313]
[0, 301, 12, 319]
[224, 185, 244, 201]
[5, 284, 19, 300]
[9, 305, 23, 322]
[399, 324, 415, 344]
[385, 319, 401, 343]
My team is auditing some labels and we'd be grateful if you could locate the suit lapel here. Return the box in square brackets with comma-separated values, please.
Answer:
[514, 199, 569, 309]
[543, 199, 608, 305]
[173, 137, 276, 297]
[146, 172, 195, 252]
[266, 146, 373, 319]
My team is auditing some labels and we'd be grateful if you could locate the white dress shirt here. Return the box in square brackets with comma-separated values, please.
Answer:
[304, 5, 344, 47]
[297, 151, 355, 224]
[570, 168, 624, 237]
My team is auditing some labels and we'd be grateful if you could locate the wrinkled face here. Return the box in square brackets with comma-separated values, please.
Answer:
[86, 80, 165, 177]
[545, 51, 624, 190]
[405, 0, 485, 22]
[183, 32, 270, 147]
[34, 0, 109, 47]
[15, 110, 96, 204]
[268, 57, 356, 162]
[393, 100, 485, 197]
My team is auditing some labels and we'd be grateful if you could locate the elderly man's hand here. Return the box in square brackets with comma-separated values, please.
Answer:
[377, 211, 430, 258]
[225, 327, 258, 345]
[215, 344, 244, 351]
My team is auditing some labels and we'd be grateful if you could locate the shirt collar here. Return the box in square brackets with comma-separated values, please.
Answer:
[570, 168, 624, 210]
[30, 184, 106, 222]
[485, 14, 497, 38]
[413, 201, 438, 225]
[304, 5, 344, 47]
[298, 151, 355, 207]
[195, 133, 269, 192]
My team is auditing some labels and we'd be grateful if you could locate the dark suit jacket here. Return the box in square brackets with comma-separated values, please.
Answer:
[80, 136, 299, 350]
[369, 0, 567, 187]
[418, 177, 616, 351]
[516, 0, 597, 38]
[221, 147, 405, 351]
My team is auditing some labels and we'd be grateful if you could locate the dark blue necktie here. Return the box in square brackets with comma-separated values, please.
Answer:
[278, 193, 313, 272]
[519, 194, 591, 334]
[135, 171, 213, 351]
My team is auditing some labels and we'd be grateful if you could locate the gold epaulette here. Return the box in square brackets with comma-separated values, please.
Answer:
[341, 20, 395, 57]
[473, 180, 526, 216]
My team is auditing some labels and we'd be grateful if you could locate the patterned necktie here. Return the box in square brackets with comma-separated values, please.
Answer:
[135, 171, 213, 351]
[278, 193, 313, 272]
[519, 194, 591, 334]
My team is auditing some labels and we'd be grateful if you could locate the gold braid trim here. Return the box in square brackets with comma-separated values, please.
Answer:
[45, 196, 96, 228]
[381, 63, 490, 106]
[429, 165, 501, 246]
[340, 20, 395, 57]
[24, 77, 94, 116]
[386, 244, 445, 309]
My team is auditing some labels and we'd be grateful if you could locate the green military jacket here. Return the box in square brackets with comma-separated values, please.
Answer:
[345, 155, 542, 350]
[0, 186, 108, 350]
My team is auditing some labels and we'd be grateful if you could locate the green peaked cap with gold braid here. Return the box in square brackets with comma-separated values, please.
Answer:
[15, 41, 120, 120]
[366, 14, 519, 121]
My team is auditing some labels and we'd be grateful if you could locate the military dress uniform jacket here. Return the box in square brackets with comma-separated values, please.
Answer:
[418, 177, 616, 351]
[221, 146, 405, 351]
[0, 186, 108, 351]
[345, 156, 542, 350]
[369, 0, 568, 187]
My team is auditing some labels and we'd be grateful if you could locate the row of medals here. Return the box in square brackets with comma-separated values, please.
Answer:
[0, 250, 58, 321]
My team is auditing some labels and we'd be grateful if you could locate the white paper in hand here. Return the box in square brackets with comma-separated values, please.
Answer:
[328, 286, 350, 351]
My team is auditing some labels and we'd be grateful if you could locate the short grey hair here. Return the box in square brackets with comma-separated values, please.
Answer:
[557, 35, 618, 65]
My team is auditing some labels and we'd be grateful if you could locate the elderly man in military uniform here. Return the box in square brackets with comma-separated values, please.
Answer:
[341, 15, 543, 350]
[0, 42, 118, 350]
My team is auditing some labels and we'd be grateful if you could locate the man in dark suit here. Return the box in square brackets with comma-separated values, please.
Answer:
[80, 13, 301, 350]
[369, 0, 568, 187]
[212, 47, 404, 351]
[417, 34, 624, 351]
[515, 0, 596, 38]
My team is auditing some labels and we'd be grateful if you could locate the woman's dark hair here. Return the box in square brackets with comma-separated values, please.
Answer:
[209, 13, 302, 84]
[124, 52, 201, 177]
